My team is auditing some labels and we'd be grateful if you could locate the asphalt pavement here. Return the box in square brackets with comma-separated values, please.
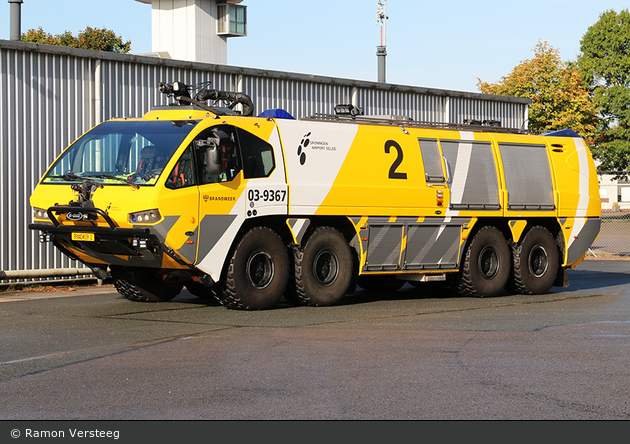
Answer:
[0, 258, 629, 420]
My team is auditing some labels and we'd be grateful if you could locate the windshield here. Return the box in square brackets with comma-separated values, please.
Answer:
[42, 120, 197, 186]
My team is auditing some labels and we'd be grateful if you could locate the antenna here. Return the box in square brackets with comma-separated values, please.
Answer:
[375, 0, 388, 83]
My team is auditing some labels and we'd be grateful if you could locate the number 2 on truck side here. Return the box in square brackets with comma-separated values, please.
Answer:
[385, 140, 407, 180]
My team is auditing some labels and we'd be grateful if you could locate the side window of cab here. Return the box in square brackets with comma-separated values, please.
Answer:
[166, 124, 276, 189]
[198, 125, 276, 182]
[236, 127, 275, 178]
[165, 145, 197, 189]
[199, 126, 242, 184]
[166, 126, 240, 188]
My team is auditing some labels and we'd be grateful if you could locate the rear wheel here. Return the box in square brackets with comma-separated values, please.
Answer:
[447, 225, 510, 297]
[110, 266, 182, 302]
[508, 226, 559, 295]
[216, 227, 289, 310]
[292, 227, 353, 306]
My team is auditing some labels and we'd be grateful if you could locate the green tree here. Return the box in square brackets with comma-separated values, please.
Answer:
[477, 40, 598, 137]
[76, 27, 131, 53]
[21, 26, 131, 54]
[577, 9, 630, 179]
[21, 27, 61, 45]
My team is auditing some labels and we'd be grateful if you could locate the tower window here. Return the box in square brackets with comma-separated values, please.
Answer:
[217, 3, 247, 37]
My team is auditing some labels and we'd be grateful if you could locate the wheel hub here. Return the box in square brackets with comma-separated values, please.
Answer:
[478, 246, 499, 279]
[528, 245, 549, 278]
[246, 251, 274, 289]
[312, 249, 339, 286]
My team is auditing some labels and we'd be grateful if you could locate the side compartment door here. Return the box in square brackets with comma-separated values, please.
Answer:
[440, 137, 501, 212]
[360, 217, 464, 273]
[498, 142, 555, 211]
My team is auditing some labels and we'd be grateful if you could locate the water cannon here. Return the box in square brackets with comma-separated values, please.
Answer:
[158, 82, 191, 104]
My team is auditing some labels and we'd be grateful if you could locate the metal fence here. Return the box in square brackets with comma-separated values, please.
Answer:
[0, 39, 531, 284]
[590, 211, 630, 257]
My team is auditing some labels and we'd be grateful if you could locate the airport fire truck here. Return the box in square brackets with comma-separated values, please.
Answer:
[29, 82, 601, 310]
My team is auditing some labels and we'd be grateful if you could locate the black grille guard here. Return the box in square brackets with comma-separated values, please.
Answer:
[28, 206, 192, 268]
[28, 206, 150, 238]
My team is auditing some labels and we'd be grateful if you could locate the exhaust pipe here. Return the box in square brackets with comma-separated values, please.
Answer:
[9, 0, 23, 41]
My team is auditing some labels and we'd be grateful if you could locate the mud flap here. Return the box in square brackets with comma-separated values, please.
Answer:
[87, 265, 110, 281]
[554, 267, 569, 287]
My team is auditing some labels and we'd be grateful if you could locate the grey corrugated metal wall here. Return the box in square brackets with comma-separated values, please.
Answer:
[0, 39, 530, 284]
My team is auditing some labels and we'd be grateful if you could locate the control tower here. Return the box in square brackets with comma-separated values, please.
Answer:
[135, 0, 246, 64]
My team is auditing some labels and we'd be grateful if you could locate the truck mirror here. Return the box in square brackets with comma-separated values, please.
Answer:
[198, 138, 222, 176]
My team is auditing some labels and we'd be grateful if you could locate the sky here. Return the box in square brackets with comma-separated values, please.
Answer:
[4, 0, 630, 93]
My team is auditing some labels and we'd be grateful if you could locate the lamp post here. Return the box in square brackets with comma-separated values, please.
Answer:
[375, 0, 388, 83]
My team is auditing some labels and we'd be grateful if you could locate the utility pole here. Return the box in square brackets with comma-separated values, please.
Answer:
[375, 0, 388, 83]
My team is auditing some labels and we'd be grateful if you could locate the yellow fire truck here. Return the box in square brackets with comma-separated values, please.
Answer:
[29, 82, 601, 310]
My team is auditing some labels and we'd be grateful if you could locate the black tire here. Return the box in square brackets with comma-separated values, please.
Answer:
[292, 227, 353, 306]
[447, 225, 511, 298]
[215, 227, 289, 310]
[110, 266, 182, 302]
[357, 275, 405, 293]
[508, 226, 559, 295]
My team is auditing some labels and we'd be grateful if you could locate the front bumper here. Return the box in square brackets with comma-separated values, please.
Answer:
[29, 206, 188, 269]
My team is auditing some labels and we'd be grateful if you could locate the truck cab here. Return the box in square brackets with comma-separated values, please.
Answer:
[30, 102, 288, 304]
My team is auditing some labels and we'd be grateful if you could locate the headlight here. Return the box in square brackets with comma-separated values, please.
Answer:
[33, 207, 47, 220]
[129, 209, 161, 224]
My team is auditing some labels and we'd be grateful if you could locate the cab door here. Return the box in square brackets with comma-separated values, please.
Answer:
[158, 144, 200, 265]
[195, 121, 287, 281]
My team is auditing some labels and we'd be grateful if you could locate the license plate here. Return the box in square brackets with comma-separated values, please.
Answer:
[71, 232, 95, 242]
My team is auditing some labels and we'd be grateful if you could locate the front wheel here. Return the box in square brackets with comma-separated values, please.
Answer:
[291, 227, 353, 306]
[447, 225, 511, 298]
[216, 227, 289, 310]
[110, 266, 182, 302]
[508, 226, 559, 295]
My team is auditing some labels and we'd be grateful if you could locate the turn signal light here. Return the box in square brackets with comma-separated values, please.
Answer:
[436, 190, 444, 207]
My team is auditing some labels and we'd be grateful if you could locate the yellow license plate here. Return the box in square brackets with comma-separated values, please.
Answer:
[71, 232, 95, 242]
